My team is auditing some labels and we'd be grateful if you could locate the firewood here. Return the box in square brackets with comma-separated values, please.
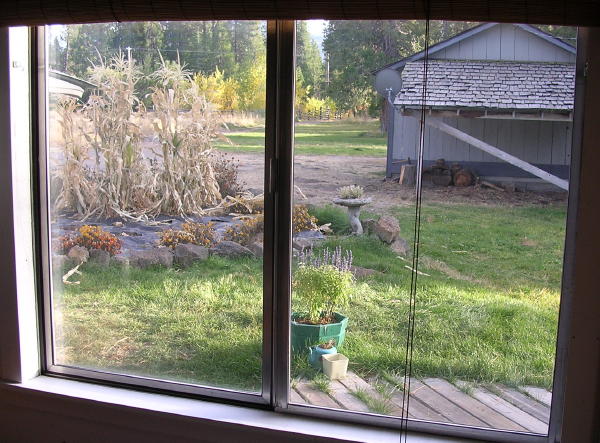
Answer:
[453, 169, 474, 187]
[481, 180, 505, 192]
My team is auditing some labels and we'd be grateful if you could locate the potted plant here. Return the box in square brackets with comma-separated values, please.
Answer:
[308, 340, 337, 370]
[291, 247, 353, 353]
[322, 353, 349, 380]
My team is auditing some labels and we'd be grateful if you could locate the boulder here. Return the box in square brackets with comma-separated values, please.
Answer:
[248, 242, 264, 258]
[391, 237, 410, 257]
[363, 218, 377, 235]
[67, 246, 89, 263]
[350, 266, 380, 278]
[130, 248, 173, 268]
[292, 237, 315, 251]
[373, 216, 400, 244]
[174, 244, 209, 267]
[89, 249, 111, 266]
[113, 255, 131, 267]
[52, 254, 69, 270]
[210, 241, 253, 258]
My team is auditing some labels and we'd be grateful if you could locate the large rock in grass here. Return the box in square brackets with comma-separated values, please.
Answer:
[391, 237, 410, 257]
[89, 248, 111, 267]
[174, 244, 209, 267]
[67, 246, 89, 263]
[373, 215, 400, 244]
[248, 242, 264, 258]
[130, 248, 173, 268]
[210, 241, 253, 258]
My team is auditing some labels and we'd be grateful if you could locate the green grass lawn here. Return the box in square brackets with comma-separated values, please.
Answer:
[55, 203, 566, 392]
[215, 119, 387, 156]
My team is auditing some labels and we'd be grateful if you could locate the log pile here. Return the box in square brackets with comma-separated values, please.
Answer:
[424, 158, 475, 187]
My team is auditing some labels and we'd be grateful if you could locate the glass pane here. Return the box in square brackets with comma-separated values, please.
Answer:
[290, 19, 574, 435]
[46, 21, 266, 392]
[289, 19, 418, 414]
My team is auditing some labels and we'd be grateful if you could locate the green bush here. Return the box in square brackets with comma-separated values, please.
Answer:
[293, 264, 353, 324]
[309, 205, 350, 234]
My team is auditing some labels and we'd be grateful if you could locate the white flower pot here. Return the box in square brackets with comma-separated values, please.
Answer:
[322, 353, 349, 380]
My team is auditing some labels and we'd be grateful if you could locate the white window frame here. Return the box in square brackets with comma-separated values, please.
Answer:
[0, 22, 598, 443]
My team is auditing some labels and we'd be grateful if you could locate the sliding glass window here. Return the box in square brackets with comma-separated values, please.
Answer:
[36, 18, 578, 442]
[42, 21, 267, 399]
[286, 19, 574, 440]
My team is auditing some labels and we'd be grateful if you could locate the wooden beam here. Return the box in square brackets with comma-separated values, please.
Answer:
[401, 108, 572, 121]
[406, 111, 569, 190]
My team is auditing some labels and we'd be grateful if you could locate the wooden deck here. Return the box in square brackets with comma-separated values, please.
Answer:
[291, 371, 551, 434]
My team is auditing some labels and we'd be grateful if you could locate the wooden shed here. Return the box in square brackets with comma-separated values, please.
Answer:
[375, 23, 576, 190]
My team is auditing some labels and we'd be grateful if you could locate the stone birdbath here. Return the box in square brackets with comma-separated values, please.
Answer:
[333, 197, 372, 235]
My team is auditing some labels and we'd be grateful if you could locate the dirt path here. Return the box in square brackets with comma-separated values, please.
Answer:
[234, 152, 568, 213]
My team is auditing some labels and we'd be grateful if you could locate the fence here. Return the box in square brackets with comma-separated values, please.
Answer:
[296, 107, 349, 121]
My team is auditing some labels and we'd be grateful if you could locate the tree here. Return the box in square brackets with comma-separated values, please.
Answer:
[322, 20, 476, 115]
[296, 22, 324, 97]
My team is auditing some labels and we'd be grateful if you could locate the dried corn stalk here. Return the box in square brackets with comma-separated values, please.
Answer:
[150, 60, 222, 216]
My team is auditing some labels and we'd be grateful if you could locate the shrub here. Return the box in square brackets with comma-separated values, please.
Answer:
[309, 205, 350, 234]
[159, 229, 196, 249]
[182, 222, 217, 248]
[58, 225, 122, 255]
[160, 222, 217, 249]
[292, 205, 318, 233]
[223, 214, 264, 246]
[211, 153, 245, 198]
[293, 265, 353, 324]
[338, 185, 364, 199]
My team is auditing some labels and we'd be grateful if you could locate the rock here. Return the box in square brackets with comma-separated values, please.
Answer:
[113, 255, 130, 267]
[248, 242, 264, 258]
[113, 221, 124, 227]
[130, 248, 173, 268]
[67, 246, 89, 263]
[292, 237, 315, 251]
[210, 241, 253, 258]
[174, 244, 209, 267]
[52, 254, 69, 270]
[89, 249, 111, 266]
[363, 218, 377, 235]
[350, 266, 379, 278]
[391, 237, 410, 256]
[295, 230, 325, 240]
[373, 215, 400, 244]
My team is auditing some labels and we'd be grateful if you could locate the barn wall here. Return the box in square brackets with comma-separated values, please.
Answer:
[389, 113, 572, 178]
[430, 23, 576, 63]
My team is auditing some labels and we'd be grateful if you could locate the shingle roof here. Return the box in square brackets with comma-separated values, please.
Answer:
[394, 60, 575, 112]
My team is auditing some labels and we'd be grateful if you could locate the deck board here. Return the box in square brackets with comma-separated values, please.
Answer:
[329, 379, 372, 412]
[291, 374, 552, 435]
[521, 386, 552, 407]
[494, 385, 551, 423]
[422, 378, 527, 432]
[295, 381, 341, 409]
[460, 383, 548, 434]
[408, 379, 488, 427]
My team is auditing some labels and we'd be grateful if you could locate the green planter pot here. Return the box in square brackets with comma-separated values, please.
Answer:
[291, 312, 348, 353]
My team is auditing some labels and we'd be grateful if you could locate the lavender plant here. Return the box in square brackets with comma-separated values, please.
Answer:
[297, 246, 353, 272]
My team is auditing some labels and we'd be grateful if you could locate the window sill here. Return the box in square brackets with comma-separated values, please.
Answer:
[0, 376, 480, 442]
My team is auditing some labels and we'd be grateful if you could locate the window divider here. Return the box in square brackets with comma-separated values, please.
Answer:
[264, 19, 296, 410]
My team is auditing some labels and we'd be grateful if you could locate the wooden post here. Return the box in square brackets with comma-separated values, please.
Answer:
[399, 164, 416, 185]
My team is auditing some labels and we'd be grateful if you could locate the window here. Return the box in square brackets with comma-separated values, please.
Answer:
[0, 16, 596, 443]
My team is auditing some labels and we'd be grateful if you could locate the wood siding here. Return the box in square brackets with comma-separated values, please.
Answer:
[391, 114, 572, 175]
[430, 24, 576, 62]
